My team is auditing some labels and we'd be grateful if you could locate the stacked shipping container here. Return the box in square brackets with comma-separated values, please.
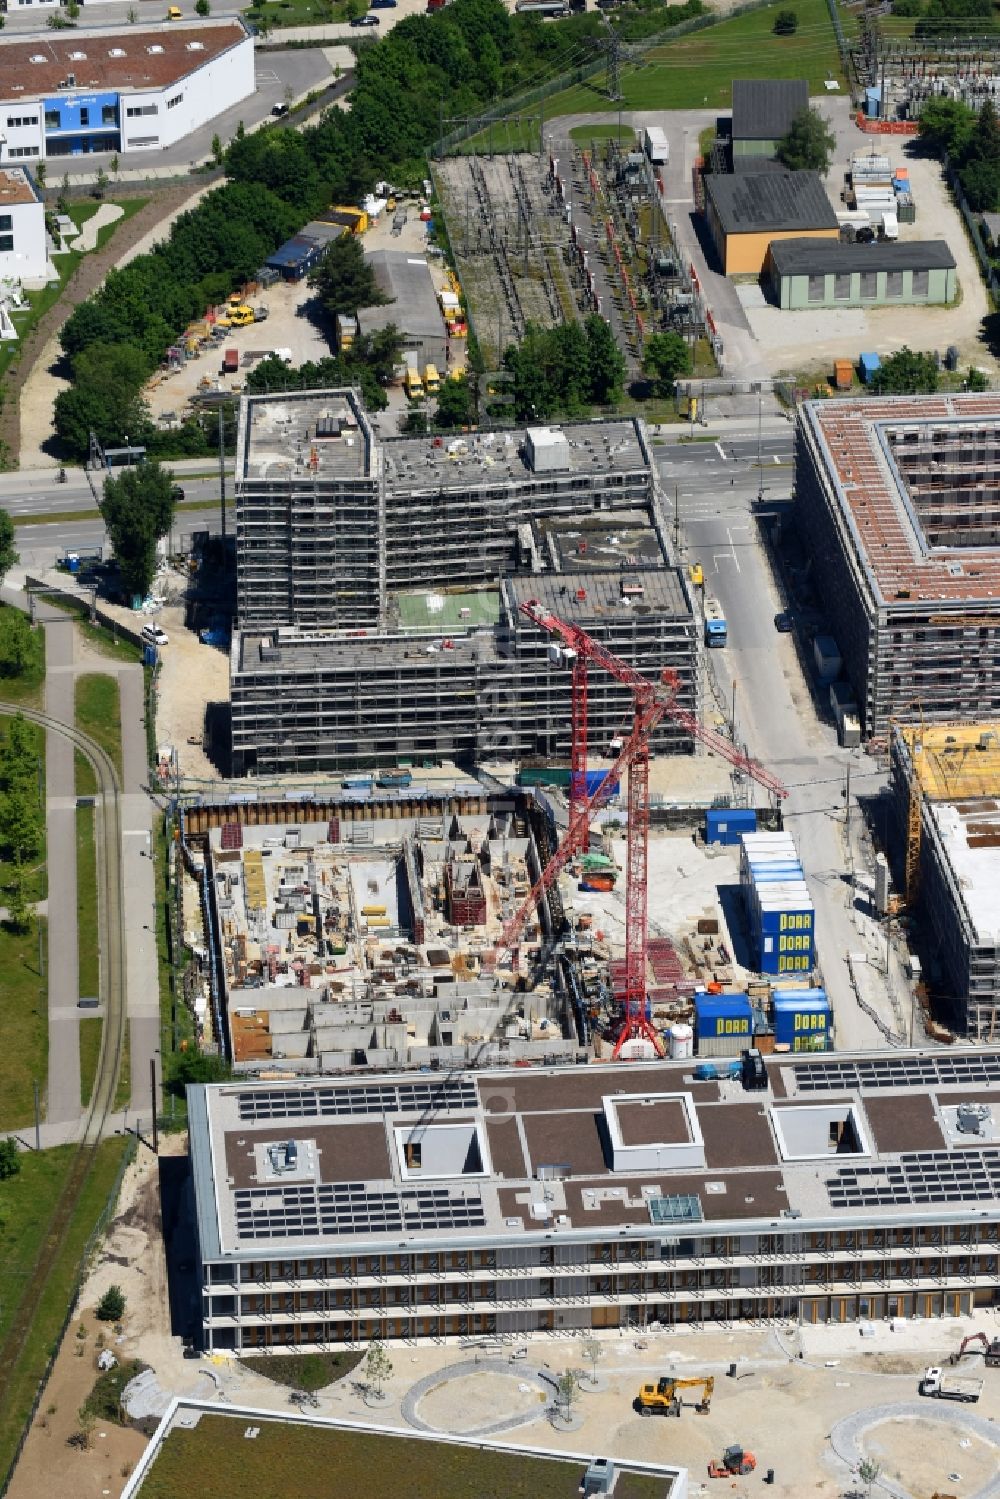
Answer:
[772, 986, 831, 1051]
[739, 831, 815, 976]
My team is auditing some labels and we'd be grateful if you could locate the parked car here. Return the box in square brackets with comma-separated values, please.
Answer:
[350, 13, 380, 23]
[271, 102, 290, 117]
[170, 485, 185, 502]
[774, 611, 794, 633]
[141, 624, 169, 647]
[371, 0, 397, 8]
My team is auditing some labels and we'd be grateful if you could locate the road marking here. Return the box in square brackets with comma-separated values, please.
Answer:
[726, 526, 741, 574]
[714, 443, 726, 461]
[772, 454, 781, 465]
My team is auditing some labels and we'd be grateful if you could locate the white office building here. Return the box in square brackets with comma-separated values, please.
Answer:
[0, 21, 254, 161]
[0, 168, 46, 284]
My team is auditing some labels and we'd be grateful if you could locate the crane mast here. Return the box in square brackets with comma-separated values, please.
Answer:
[492, 599, 788, 1058]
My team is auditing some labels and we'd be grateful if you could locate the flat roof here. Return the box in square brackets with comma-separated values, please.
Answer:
[395, 587, 501, 631]
[731, 78, 809, 140]
[800, 394, 1000, 607]
[534, 509, 665, 572]
[0, 169, 38, 209]
[507, 568, 689, 621]
[357, 249, 445, 341]
[189, 1049, 1000, 1261]
[768, 237, 956, 276]
[382, 418, 650, 493]
[929, 800, 1000, 944]
[705, 170, 838, 234]
[237, 389, 375, 484]
[0, 20, 248, 97]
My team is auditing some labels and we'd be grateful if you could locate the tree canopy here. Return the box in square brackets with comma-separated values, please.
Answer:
[776, 106, 836, 174]
[868, 346, 940, 395]
[501, 315, 626, 420]
[642, 330, 692, 396]
[309, 235, 388, 320]
[0, 512, 18, 593]
[920, 96, 1000, 209]
[100, 462, 177, 600]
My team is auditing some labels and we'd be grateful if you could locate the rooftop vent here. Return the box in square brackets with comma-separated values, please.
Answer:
[68, 50, 87, 60]
[108, 47, 126, 57]
[187, 40, 206, 49]
[147, 44, 165, 54]
[29, 55, 47, 64]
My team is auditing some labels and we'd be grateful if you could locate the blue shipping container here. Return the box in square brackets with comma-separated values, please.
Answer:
[695, 993, 753, 1039]
[706, 808, 757, 846]
[860, 352, 881, 383]
[575, 771, 621, 799]
[773, 991, 830, 1048]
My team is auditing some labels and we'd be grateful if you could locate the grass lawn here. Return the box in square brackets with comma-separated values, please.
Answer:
[139, 1413, 666, 1499]
[75, 747, 97, 798]
[75, 673, 123, 781]
[79, 1016, 102, 1108]
[0, 199, 147, 386]
[538, 0, 847, 116]
[0, 1137, 128, 1487]
[83, 1358, 147, 1425]
[240, 1351, 364, 1391]
[244, 0, 353, 27]
[0, 920, 47, 1130]
[77, 801, 99, 1003]
[155, 814, 195, 1131]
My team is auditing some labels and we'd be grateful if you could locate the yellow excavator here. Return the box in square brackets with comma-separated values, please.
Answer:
[635, 1375, 714, 1418]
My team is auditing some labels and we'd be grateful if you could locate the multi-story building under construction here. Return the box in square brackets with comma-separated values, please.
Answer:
[231, 390, 699, 776]
[891, 720, 1000, 1039]
[796, 393, 1000, 737]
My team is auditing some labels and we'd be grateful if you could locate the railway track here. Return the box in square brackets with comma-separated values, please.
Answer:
[0, 702, 126, 1486]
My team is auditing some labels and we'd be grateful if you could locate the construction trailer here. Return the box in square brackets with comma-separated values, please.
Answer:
[796, 395, 1000, 737]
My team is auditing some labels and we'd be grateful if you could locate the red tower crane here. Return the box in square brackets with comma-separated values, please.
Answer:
[492, 600, 788, 1058]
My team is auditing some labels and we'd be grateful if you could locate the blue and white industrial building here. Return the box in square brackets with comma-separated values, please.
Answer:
[740, 830, 816, 977]
[0, 21, 254, 161]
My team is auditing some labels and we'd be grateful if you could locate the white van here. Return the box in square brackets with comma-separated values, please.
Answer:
[141, 624, 169, 646]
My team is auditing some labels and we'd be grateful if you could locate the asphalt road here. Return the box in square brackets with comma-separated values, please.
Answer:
[0, 471, 226, 521]
[657, 430, 891, 1050]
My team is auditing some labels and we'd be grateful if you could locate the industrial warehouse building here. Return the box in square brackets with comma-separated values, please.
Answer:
[0, 21, 254, 160]
[892, 722, 1000, 1040]
[766, 238, 957, 310]
[188, 1049, 1000, 1352]
[357, 249, 450, 371]
[703, 170, 839, 275]
[231, 390, 699, 775]
[730, 78, 808, 164]
[796, 393, 1000, 736]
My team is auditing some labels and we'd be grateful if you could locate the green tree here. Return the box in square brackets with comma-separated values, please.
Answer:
[54, 342, 154, 460]
[93, 168, 109, 200]
[96, 1285, 126, 1322]
[0, 511, 18, 592]
[772, 8, 798, 31]
[309, 235, 388, 319]
[869, 346, 939, 395]
[165, 1046, 232, 1098]
[0, 613, 34, 681]
[776, 106, 836, 174]
[973, 98, 1000, 161]
[365, 1334, 393, 1398]
[5, 861, 31, 933]
[579, 1335, 603, 1386]
[858, 1458, 881, 1499]
[966, 366, 989, 391]
[960, 155, 1000, 210]
[66, 0, 80, 15]
[0, 1138, 21, 1180]
[109, 153, 120, 182]
[0, 791, 42, 866]
[583, 314, 625, 404]
[100, 462, 177, 600]
[642, 330, 692, 396]
[34, 162, 46, 191]
[556, 1370, 577, 1417]
[919, 95, 976, 157]
[195, 0, 211, 13]
[434, 372, 475, 429]
[211, 133, 224, 168]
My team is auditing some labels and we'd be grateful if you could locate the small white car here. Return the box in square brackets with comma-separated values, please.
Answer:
[141, 624, 169, 646]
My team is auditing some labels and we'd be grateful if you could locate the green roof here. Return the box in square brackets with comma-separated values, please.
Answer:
[396, 588, 500, 631]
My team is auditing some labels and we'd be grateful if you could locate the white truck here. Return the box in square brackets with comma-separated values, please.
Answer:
[643, 126, 669, 166]
[919, 1367, 983, 1403]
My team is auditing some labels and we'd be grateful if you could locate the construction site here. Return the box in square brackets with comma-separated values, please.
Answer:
[795, 393, 1000, 737]
[891, 719, 1000, 1041]
[431, 143, 711, 371]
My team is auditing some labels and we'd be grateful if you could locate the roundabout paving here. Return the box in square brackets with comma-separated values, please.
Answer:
[401, 1358, 560, 1438]
[830, 1400, 1000, 1499]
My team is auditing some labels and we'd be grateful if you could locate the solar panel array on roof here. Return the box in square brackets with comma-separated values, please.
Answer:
[236, 1079, 478, 1121]
[234, 1182, 486, 1241]
[794, 1053, 1000, 1093]
[827, 1149, 1000, 1209]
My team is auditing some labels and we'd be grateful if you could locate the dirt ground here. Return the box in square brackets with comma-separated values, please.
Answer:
[153, 597, 230, 783]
